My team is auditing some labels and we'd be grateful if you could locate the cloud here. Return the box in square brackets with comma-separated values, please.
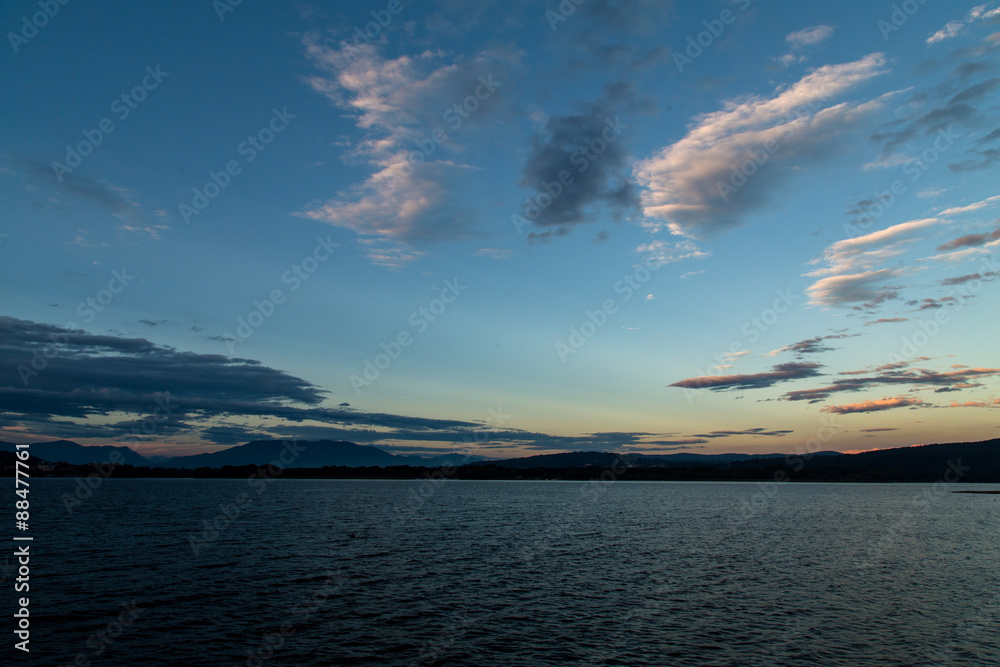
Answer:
[806, 268, 904, 308]
[634, 54, 888, 238]
[928, 21, 969, 45]
[548, 0, 675, 71]
[774, 332, 855, 356]
[635, 239, 710, 267]
[927, 4, 1000, 44]
[807, 194, 1000, 307]
[517, 82, 640, 237]
[786, 25, 836, 47]
[810, 217, 938, 278]
[937, 225, 1000, 250]
[783, 364, 1000, 402]
[474, 247, 513, 259]
[670, 362, 823, 392]
[944, 398, 1000, 408]
[0, 317, 502, 444]
[18, 159, 153, 230]
[950, 147, 1000, 172]
[940, 271, 998, 285]
[298, 38, 519, 265]
[773, 26, 835, 68]
[821, 397, 923, 414]
[691, 427, 794, 439]
[865, 317, 909, 325]
[871, 62, 1000, 163]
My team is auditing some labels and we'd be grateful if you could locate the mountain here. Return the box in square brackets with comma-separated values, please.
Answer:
[0, 440, 150, 466]
[158, 439, 485, 469]
[478, 450, 841, 469]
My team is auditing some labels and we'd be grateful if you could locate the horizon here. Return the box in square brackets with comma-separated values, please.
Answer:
[3, 0, 1000, 460]
[1, 433, 966, 462]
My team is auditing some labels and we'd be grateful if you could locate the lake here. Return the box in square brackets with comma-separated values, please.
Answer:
[13, 478, 1000, 665]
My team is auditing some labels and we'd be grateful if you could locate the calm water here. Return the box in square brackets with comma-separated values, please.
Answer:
[10, 478, 1000, 665]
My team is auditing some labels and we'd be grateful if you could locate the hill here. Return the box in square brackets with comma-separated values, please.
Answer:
[0, 440, 150, 466]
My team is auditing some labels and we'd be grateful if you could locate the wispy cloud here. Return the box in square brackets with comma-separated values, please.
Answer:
[927, 3, 1000, 44]
[806, 194, 1000, 307]
[821, 396, 922, 414]
[783, 364, 1000, 403]
[634, 54, 888, 239]
[299, 38, 519, 266]
[786, 25, 836, 48]
[670, 362, 823, 392]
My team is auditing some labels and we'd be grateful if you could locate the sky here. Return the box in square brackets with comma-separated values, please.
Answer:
[1, 0, 999, 460]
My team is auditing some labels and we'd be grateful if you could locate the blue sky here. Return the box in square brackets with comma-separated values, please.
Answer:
[2, 0, 999, 458]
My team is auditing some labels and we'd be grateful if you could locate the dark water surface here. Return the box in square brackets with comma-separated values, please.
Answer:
[10, 478, 1000, 665]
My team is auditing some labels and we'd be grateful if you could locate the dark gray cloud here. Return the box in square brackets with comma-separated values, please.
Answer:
[2, 318, 724, 454]
[545, 0, 674, 71]
[871, 63, 1000, 162]
[519, 83, 640, 239]
[782, 365, 1000, 403]
[940, 270, 999, 285]
[950, 147, 1000, 171]
[778, 332, 856, 356]
[0, 317, 494, 445]
[18, 158, 146, 224]
[938, 227, 1000, 252]
[670, 362, 824, 392]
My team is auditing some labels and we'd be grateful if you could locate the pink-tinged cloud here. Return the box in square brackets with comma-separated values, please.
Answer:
[634, 54, 888, 238]
[805, 268, 903, 307]
[946, 399, 1000, 408]
[865, 317, 909, 325]
[822, 397, 923, 414]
